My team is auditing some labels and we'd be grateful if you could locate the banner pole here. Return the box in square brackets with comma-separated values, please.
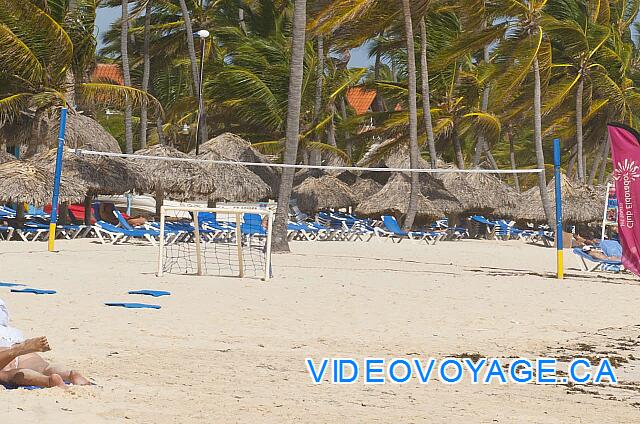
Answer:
[48, 108, 68, 252]
[553, 138, 564, 279]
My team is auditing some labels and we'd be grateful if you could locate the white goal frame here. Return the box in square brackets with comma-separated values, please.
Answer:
[157, 206, 274, 281]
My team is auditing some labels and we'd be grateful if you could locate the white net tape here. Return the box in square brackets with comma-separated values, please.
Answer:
[70, 148, 544, 175]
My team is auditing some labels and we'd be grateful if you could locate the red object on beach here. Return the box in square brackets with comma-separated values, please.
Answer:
[607, 123, 640, 276]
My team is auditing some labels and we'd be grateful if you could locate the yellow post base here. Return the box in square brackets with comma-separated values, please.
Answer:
[48, 223, 57, 252]
[557, 250, 564, 280]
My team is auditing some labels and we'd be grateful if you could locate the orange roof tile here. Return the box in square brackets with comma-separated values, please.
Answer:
[346, 87, 377, 115]
[91, 63, 124, 85]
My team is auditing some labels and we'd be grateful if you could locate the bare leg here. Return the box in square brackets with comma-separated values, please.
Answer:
[0, 337, 50, 370]
[0, 368, 66, 389]
[19, 353, 91, 385]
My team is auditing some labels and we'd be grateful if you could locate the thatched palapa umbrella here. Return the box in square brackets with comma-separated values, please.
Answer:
[511, 173, 603, 224]
[198, 150, 271, 202]
[350, 178, 383, 204]
[194, 133, 280, 193]
[436, 167, 520, 214]
[293, 175, 356, 213]
[0, 161, 85, 222]
[32, 149, 152, 224]
[293, 168, 326, 186]
[2, 113, 122, 157]
[356, 173, 460, 222]
[133, 145, 217, 216]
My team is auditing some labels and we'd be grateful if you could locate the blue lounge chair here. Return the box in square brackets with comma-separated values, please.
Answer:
[94, 221, 159, 245]
[375, 216, 436, 243]
[241, 214, 267, 236]
[573, 240, 623, 272]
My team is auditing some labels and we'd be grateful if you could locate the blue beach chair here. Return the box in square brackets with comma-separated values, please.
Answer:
[375, 216, 435, 243]
[573, 240, 623, 272]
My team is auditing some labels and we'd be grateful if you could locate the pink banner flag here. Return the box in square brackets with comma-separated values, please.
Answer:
[607, 124, 640, 276]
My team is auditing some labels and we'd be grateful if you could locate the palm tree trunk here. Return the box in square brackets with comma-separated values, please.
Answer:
[310, 36, 324, 166]
[452, 122, 465, 169]
[597, 135, 611, 185]
[327, 101, 337, 147]
[507, 129, 520, 192]
[272, 0, 307, 253]
[121, 0, 133, 154]
[156, 115, 166, 145]
[588, 137, 606, 186]
[178, 0, 208, 149]
[239, 7, 247, 33]
[139, 0, 152, 150]
[400, 0, 420, 230]
[533, 57, 554, 228]
[567, 144, 577, 179]
[373, 47, 386, 112]
[575, 75, 585, 183]
[472, 42, 491, 167]
[419, 17, 436, 168]
[339, 96, 352, 159]
[138, 7, 151, 147]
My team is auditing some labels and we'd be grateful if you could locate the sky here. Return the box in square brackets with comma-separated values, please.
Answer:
[95, 7, 374, 68]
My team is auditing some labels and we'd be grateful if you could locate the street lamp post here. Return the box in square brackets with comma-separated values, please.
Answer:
[194, 29, 210, 156]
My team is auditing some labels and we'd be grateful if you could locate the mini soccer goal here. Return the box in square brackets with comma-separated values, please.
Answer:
[157, 206, 274, 281]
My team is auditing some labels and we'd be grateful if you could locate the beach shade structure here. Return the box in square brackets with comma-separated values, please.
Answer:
[435, 168, 521, 214]
[350, 177, 383, 204]
[0, 150, 16, 164]
[511, 174, 604, 224]
[293, 167, 326, 186]
[356, 173, 461, 223]
[31, 149, 153, 224]
[133, 145, 217, 216]
[1, 113, 122, 157]
[32, 149, 151, 196]
[193, 133, 280, 193]
[134, 145, 217, 199]
[197, 150, 271, 202]
[0, 160, 85, 206]
[292, 175, 356, 213]
[333, 169, 359, 185]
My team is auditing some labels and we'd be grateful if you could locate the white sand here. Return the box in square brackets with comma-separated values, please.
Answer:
[1, 238, 639, 423]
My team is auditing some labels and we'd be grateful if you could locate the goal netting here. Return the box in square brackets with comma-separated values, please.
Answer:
[157, 206, 274, 281]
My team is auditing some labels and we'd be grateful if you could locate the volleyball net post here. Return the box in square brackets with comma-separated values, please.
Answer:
[48, 107, 68, 252]
[553, 138, 564, 280]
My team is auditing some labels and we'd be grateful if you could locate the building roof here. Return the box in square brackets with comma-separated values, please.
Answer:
[91, 63, 124, 85]
[346, 87, 377, 115]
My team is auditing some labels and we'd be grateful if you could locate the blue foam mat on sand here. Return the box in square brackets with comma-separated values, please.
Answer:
[128, 290, 171, 297]
[105, 303, 161, 309]
[10, 288, 57, 295]
[0, 282, 26, 287]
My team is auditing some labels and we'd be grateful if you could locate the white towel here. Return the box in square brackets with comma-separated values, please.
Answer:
[0, 299, 24, 348]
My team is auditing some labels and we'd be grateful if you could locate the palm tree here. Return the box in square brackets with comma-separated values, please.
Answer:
[399, 0, 420, 229]
[272, 0, 307, 253]
[121, 0, 134, 153]
[496, 0, 555, 228]
[178, 0, 208, 149]
[139, 0, 153, 149]
[0, 0, 158, 152]
[419, 17, 437, 168]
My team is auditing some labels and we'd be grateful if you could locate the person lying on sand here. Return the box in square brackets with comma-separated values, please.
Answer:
[0, 300, 90, 389]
